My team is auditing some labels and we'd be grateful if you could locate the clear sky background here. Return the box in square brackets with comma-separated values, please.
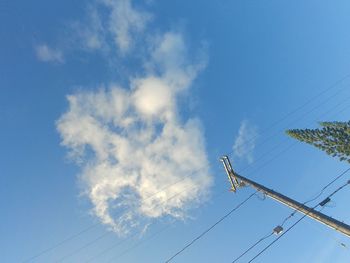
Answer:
[1, 0, 350, 262]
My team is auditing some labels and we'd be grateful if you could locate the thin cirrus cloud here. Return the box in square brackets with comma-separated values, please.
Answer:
[75, 0, 151, 54]
[36, 0, 151, 61]
[233, 120, 258, 164]
[56, 0, 212, 236]
[103, 0, 151, 53]
[35, 44, 64, 63]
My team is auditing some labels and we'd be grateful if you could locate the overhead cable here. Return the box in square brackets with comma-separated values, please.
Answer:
[24, 73, 350, 262]
[247, 179, 350, 262]
[165, 191, 257, 263]
[230, 168, 350, 263]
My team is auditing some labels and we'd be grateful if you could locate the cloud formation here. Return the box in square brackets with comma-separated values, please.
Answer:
[76, 0, 151, 54]
[36, 0, 151, 62]
[104, 0, 151, 53]
[57, 31, 212, 235]
[233, 120, 258, 163]
[35, 44, 64, 63]
[75, 6, 107, 51]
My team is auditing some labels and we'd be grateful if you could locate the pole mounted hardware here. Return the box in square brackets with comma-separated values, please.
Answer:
[220, 155, 350, 237]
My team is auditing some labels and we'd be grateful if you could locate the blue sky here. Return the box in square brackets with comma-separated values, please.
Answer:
[2, 0, 350, 262]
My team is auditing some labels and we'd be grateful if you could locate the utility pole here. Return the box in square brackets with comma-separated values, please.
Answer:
[221, 155, 350, 237]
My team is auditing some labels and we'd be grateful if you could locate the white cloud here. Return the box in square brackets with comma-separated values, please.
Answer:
[233, 120, 258, 163]
[102, 0, 151, 53]
[75, 6, 107, 51]
[35, 44, 64, 63]
[37, 0, 151, 60]
[57, 32, 212, 235]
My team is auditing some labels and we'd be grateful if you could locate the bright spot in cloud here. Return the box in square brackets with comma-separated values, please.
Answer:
[133, 77, 173, 117]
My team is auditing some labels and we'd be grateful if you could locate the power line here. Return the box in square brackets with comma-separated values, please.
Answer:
[329, 103, 350, 119]
[318, 93, 350, 120]
[228, 166, 350, 263]
[248, 213, 308, 263]
[54, 161, 235, 263]
[225, 125, 349, 261]
[51, 182, 227, 263]
[55, 112, 349, 262]
[23, 74, 350, 262]
[277, 167, 350, 229]
[55, 231, 110, 263]
[56, 182, 207, 262]
[304, 216, 350, 252]
[62, 182, 229, 263]
[241, 141, 297, 176]
[52, 140, 285, 262]
[84, 223, 155, 263]
[302, 167, 350, 206]
[155, 101, 345, 262]
[24, 76, 350, 262]
[21, 168, 208, 262]
[247, 179, 350, 262]
[226, 73, 350, 157]
[105, 225, 171, 263]
[53, 142, 347, 262]
[229, 89, 350, 190]
[281, 167, 350, 228]
[229, 89, 350, 177]
[231, 232, 273, 263]
[326, 180, 350, 199]
[231, 91, 350, 177]
[154, 89, 350, 218]
[164, 191, 257, 263]
[22, 223, 99, 263]
[86, 186, 230, 263]
[104, 87, 350, 262]
[251, 84, 349, 149]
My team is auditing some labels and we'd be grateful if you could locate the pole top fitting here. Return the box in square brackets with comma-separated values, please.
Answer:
[220, 155, 242, 192]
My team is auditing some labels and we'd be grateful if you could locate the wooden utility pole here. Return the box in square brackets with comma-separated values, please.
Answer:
[221, 155, 350, 237]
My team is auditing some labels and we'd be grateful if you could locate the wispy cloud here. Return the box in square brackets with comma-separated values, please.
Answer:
[36, 0, 151, 62]
[103, 0, 151, 53]
[35, 44, 64, 63]
[75, 0, 151, 54]
[74, 6, 107, 52]
[233, 120, 258, 164]
[57, 2, 211, 235]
